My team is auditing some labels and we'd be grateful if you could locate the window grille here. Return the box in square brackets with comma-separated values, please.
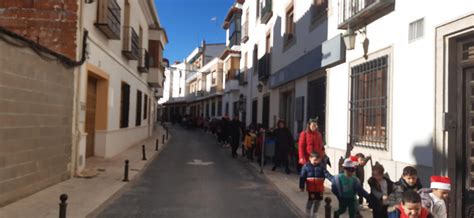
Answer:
[349, 55, 388, 150]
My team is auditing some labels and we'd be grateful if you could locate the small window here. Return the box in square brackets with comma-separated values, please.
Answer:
[409, 18, 424, 42]
[285, 5, 295, 42]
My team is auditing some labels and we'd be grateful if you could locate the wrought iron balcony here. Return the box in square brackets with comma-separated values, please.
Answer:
[260, 0, 273, 24]
[138, 48, 150, 73]
[338, 0, 395, 30]
[258, 53, 270, 81]
[122, 26, 139, 60]
[95, 0, 121, 39]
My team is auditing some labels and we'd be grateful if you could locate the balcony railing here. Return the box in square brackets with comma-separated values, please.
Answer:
[258, 53, 271, 81]
[338, 0, 395, 30]
[138, 48, 150, 73]
[229, 31, 241, 48]
[95, 0, 121, 39]
[122, 26, 139, 60]
[241, 21, 249, 43]
[260, 0, 273, 24]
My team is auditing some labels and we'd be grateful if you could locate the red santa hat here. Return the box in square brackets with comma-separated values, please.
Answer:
[430, 176, 451, 190]
[350, 155, 359, 162]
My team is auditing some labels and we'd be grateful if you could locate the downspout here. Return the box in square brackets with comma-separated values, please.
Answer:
[72, 0, 85, 177]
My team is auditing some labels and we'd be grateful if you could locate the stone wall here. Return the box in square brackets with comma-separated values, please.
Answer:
[0, 39, 74, 206]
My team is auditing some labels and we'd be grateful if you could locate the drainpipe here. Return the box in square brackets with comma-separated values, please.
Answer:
[71, 0, 85, 177]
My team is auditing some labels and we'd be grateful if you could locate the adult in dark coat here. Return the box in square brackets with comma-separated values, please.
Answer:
[272, 120, 293, 174]
[229, 116, 242, 158]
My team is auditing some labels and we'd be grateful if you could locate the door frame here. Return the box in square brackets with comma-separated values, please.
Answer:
[434, 13, 474, 218]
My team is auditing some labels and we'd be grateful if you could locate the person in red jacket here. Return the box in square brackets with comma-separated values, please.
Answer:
[298, 117, 325, 165]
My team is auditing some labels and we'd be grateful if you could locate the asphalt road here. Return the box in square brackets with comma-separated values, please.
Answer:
[96, 125, 300, 218]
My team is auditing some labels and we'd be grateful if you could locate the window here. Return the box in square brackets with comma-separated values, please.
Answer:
[179, 88, 182, 94]
[409, 18, 424, 42]
[349, 55, 388, 150]
[144, 94, 148, 120]
[285, 5, 295, 42]
[212, 71, 217, 85]
[312, 0, 328, 21]
[253, 44, 258, 75]
[136, 90, 142, 126]
[229, 13, 242, 47]
[95, 0, 121, 39]
[120, 82, 130, 128]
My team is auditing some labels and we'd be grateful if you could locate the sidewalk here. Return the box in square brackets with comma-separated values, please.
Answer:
[0, 126, 170, 218]
[244, 157, 373, 218]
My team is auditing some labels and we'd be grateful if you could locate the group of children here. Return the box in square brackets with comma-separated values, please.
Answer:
[299, 151, 451, 218]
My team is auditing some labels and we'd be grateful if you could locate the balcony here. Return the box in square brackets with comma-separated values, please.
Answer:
[122, 26, 139, 60]
[138, 48, 150, 73]
[95, 0, 121, 39]
[241, 21, 249, 43]
[258, 53, 271, 81]
[148, 67, 164, 88]
[239, 68, 248, 85]
[225, 69, 239, 82]
[229, 31, 241, 48]
[260, 0, 273, 24]
[338, 0, 395, 30]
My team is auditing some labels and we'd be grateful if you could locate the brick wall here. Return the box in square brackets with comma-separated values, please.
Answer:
[0, 0, 78, 60]
[0, 39, 74, 206]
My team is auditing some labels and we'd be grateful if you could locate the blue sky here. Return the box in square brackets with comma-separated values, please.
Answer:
[154, 0, 235, 63]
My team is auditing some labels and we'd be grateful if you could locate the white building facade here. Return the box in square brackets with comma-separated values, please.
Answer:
[226, 0, 474, 216]
[74, 0, 167, 173]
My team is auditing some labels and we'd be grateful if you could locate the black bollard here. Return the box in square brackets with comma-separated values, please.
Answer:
[123, 160, 129, 182]
[162, 134, 165, 143]
[155, 139, 159, 151]
[59, 194, 68, 218]
[142, 145, 147, 160]
[324, 197, 332, 218]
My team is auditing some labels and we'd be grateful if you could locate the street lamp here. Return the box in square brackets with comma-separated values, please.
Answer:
[342, 28, 357, 50]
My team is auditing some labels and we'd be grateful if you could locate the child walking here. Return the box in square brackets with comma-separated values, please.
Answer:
[387, 166, 423, 210]
[300, 152, 333, 217]
[418, 176, 451, 218]
[368, 163, 394, 218]
[332, 158, 375, 218]
[244, 128, 257, 161]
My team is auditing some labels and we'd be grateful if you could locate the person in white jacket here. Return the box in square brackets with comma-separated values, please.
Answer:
[418, 175, 451, 218]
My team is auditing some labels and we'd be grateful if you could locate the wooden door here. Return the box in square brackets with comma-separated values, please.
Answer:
[85, 77, 97, 158]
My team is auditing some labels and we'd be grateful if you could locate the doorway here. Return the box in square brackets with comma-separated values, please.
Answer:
[85, 77, 98, 158]
[307, 77, 327, 139]
[280, 91, 294, 132]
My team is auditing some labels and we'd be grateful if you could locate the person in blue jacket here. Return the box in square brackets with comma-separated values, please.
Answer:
[300, 152, 333, 217]
[332, 158, 377, 218]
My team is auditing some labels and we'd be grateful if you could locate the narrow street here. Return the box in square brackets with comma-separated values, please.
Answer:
[97, 126, 300, 218]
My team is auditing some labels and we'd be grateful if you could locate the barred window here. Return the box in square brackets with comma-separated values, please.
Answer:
[349, 55, 388, 150]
